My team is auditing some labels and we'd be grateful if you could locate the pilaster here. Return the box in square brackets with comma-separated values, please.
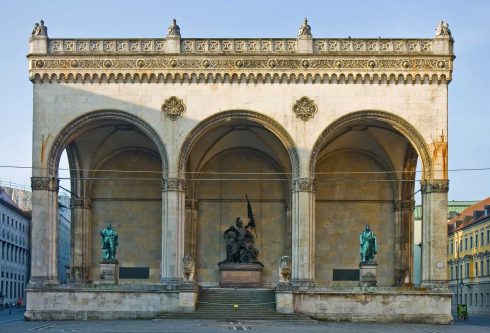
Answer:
[291, 178, 316, 285]
[29, 176, 60, 286]
[420, 180, 449, 289]
[393, 199, 415, 285]
[161, 178, 186, 286]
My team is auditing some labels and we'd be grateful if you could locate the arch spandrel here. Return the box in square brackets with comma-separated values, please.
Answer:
[47, 109, 169, 177]
[177, 110, 300, 179]
[309, 110, 433, 181]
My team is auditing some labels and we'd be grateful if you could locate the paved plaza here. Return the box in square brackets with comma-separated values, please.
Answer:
[0, 309, 489, 333]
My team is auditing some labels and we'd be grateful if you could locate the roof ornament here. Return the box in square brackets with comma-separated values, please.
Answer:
[31, 19, 48, 37]
[297, 18, 312, 37]
[167, 18, 181, 37]
[435, 21, 451, 37]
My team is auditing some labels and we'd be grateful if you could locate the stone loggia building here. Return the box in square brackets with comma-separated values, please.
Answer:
[26, 19, 453, 322]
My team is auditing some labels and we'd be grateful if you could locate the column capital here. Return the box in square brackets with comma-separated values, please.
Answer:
[393, 199, 415, 212]
[70, 198, 91, 209]
[420, 180, 449, 194]
[161, 177, 187, 192]
[31, 176, 59, 192]
[291, 178, 317, 193]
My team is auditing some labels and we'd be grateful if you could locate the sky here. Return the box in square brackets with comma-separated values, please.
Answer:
[0, 0, 489, 201]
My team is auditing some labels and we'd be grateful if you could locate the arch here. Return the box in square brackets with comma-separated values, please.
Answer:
[48, 109, 168, 177]
[178, 110, 300, 179]
[309, 110, 432, 180]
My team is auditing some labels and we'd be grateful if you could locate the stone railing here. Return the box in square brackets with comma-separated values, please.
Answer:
[46, 38, 435, 55]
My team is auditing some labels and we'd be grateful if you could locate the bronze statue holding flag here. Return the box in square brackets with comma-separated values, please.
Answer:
[219, 195, 262, 265]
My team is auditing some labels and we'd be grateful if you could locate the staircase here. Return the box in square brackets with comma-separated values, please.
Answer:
[160, 288, 313, 321]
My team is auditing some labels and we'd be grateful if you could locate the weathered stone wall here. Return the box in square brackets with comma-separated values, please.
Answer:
[315, 150, 395, 286]
[194, 150, 288, 285]
[89, 150, 162, 283]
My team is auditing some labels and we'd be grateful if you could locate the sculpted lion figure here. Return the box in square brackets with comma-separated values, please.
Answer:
[182, 255, 195, 282]
[279, 256, 291, 283]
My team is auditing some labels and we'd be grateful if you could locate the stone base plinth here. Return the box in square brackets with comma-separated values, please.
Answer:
[98, 260, 119, 285]
[359, 262, 377, 287]
[219, 263, 263, 288]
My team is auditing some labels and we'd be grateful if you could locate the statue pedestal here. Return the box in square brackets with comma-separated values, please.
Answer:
[219, 263, 263, 288]
[99, 260, 119, 285]
[359, 262, 377, 287]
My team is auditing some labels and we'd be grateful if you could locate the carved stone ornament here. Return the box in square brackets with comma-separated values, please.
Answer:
[420, 180, 449, 193]
[279, 256, 292, 283]
[182, 255, 195, 282]
[292, 96, 318, 121]
[292, 178, 317, 192]
[161, 178, 187, 192]
[435, 21, 451, 37]
[31, 177, 59, 192]
[167, 19, 181, 38]
[161, 96, 186, 121]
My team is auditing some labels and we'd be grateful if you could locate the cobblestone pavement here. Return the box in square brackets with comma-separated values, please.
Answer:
[0, 310, 490, 333]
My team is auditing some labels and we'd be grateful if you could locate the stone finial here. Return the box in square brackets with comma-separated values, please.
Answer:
[435, 20, 451, 37]
[297, 18, 312, 37]
[31, 19, 48, 37]
[167, 18, 181, 37]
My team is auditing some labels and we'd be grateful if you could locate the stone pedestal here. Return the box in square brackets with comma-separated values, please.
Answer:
[219, 263, 263, 288]
[99, 260, 119, 285]
[359, 262, 377, 287]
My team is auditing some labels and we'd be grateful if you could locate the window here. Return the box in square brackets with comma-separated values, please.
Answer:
[481, 232, 484, 246]
[460, 240, 463, 252]
[487, 293, 489, 306]
[451, 266, 454, 280]
[465, 237, 468, 250]
[487, 259, 490, 276]
[476, 294, 478, 306]
[470, 236, 473, 249]
[487, 229, 490, 244]
[465, 294, 467, 305]
[482, 293, 484, 306]
[476, 234, 479, 247]
[481, 260, 484, 276]
[450, 241, 454, 254]
[476, 262, 479, 277]
[466, 262, 470, 278]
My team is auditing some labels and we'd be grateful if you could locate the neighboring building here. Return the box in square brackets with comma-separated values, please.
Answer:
[0, 187, 30, 307]
[57, 195, 71, 284]
[413, 201, 477, 285]
[447, 198, 490, 315]
[2, 187, 32, 212]
[26, 19, 453, 323]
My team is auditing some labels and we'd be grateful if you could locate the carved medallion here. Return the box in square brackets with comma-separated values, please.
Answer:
[161, 96, 186, 121]
[292, 96, 318, 121]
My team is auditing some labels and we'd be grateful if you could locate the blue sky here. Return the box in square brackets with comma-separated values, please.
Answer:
[0, 0, 489, 201]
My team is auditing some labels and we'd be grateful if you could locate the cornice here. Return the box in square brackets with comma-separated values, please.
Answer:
[28, 36, 454, 84]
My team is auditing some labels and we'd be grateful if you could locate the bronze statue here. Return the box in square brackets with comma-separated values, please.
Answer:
[219, 196, 262, 265]
[360, 224, 377, 263]
[100, 222, 118, 261]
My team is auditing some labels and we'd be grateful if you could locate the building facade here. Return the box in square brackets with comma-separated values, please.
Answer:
[447, 198, 490, 315]
[57, 195, 71, 284]
[26, 19, 453, 322]
[413, 201, 476, 286]
[0, 187, 30, 307]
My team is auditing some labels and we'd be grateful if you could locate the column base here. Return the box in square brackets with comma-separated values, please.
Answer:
[28, 276, 59, 288]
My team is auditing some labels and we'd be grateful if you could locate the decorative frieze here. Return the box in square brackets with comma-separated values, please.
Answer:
[31, 177, 59, 192]
[45, 38, 440, 55]
[161, 96, 186, 121]
[292, 96, 318, 121]
[161, 178, 187, 192]
[292, 178, 317, 192]
[420, 180, 449, 193]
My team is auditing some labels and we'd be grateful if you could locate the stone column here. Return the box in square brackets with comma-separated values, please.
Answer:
[394, 199, 415, 286]
[70, 198, 91, 283]
[161, 178, 186, 285]
[420, 180, 449, 288]
[291, 178, 316, 285]
[29, 177, 59, 286]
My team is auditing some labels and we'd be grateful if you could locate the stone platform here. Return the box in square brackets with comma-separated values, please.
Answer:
[219, 263, 263, 288]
